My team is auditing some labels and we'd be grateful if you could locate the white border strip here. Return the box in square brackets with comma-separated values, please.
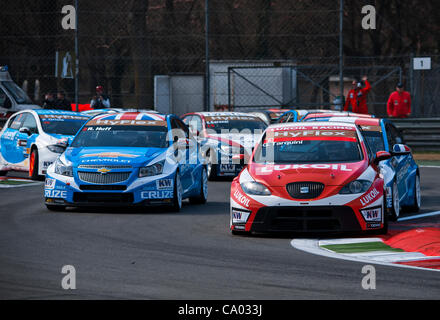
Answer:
[398, 211, 440, 222]
[419, 165, 440, 168]
[291, 239, 440, 273]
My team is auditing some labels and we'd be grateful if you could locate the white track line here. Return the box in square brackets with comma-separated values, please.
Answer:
[419, 165, 440, 168]
[291, 239, 440, 273]
[398, 211, 440, 222]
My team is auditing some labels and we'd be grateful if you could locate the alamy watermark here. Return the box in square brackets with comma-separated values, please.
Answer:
[361, 5, 376, 30]
[361, 265, 376, 290]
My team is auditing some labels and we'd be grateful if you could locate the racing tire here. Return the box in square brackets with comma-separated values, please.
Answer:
[406, 173, 421, 213]
[29, 148, 44, 181]
[45, 204, 66, 212]
[389, 181, 400, 222]
[189, 166, 208, 205]
[170, 173, 183, 212]
[206, 150, 218, 181]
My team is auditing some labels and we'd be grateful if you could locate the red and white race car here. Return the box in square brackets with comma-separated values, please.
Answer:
[230, 122, 392, 234]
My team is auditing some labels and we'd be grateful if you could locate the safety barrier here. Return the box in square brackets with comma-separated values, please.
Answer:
[391, 118, 440, 151]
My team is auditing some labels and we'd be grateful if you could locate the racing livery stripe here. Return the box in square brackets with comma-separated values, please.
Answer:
[264, 137, 356, 143]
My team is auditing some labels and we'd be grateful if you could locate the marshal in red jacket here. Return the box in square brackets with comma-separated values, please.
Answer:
[343, 80, 371, 114]
[387, 91, 411, 118]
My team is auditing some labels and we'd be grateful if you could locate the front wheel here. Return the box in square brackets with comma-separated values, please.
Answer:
[29, 149, 43, 181]
[206, 150, 218, 181]
[407, 174, 421, 213]
[389, 181, 400, 221]
[170, 173, 183, 212]
[189, 167, 208, 205]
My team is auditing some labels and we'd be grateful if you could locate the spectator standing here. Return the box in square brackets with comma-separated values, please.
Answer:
[90, 85, 110, 109]
[55, 91, 72, 111]
[42, 92, 56, 109]
[387, 82, 411, 118]
[343, 76, 371, 114]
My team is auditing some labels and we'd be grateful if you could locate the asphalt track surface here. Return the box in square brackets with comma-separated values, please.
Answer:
[0, 168, 439, 299]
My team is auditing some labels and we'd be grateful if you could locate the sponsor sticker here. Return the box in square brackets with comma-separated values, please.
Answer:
[45, 178, 56, 189]
[232, 208, 251, 224]
[43, 161, 53, 168]
[45, 189, 67, 199]
[156, 179, 173, 190]
[233, 190, 251, 207]
[361, 207, 382, 222]
[141, 191, 173, 199]
[360, 188, 380, 206]
[220, 164, 236, 172]
[87, 119, 167, 127]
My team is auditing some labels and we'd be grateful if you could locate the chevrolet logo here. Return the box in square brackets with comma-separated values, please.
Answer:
[97, 168, 111, 174]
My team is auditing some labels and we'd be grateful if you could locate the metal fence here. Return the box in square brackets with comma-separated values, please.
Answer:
[0, 0, 439, 117]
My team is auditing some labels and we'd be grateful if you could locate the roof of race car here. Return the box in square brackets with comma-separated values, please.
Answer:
[33, 109, 88, 116]
[268, 121, 358, 130]
[303, 112, 373, 120]
[193, 111, 258, 117]
[91, 111, 167, 121]
[324, 116, 381, 126]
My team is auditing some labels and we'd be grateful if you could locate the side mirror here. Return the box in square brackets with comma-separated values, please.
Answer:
[19, 127, 32, 136]
[373, 151, 392, 165]
[392, 144, 411, 156]
[57, 138, 69, 148]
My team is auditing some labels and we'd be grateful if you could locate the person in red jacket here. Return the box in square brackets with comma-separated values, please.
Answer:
[343, 76, 371, 114]
[387, 82, 411, 118]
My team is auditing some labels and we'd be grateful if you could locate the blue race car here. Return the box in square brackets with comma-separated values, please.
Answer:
[304, 115, 420, 221]
[44, 112, 208, 212]
[0, 109, 90, 179]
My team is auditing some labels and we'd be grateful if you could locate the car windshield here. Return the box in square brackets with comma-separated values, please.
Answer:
[361, 130, 385, 154]
[70, 124, 169, 148]
[204, 115, 267, 133]
[1, 81, 33, 104]
[40, 115, 89, 135]
[253, 128, 363, 164]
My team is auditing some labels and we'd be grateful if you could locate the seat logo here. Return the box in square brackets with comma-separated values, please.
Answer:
[300, 187, 309, 193]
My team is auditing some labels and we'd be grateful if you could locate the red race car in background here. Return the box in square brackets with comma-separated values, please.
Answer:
[230, 122, 391, 235]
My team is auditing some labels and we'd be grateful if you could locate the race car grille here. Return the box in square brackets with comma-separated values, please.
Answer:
[78, 171, 131, 184]
[286, 182, 324, 199]
[252, 206, 361, 232]
[79, 185, 127, 191]
[73, 192, 134, 203]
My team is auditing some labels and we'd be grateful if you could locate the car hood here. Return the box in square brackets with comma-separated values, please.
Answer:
[64, 147, 164, 167]
[207, 132, 263, 148]
[248, 161, 368, 187]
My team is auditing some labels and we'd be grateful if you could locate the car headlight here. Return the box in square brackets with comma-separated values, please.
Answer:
[139, 160, 165, 177]
[54, 158, 73, 177]
[47, 144, 66, 154]
[240, 181, 271, 196]
[339, 179, 372, 194]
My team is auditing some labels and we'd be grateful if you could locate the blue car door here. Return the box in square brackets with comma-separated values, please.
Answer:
[15, 113, 39, 165]
[171, 118, 196, 194]
[385, 123, 411, 201]
[0, 113, 26, 166]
